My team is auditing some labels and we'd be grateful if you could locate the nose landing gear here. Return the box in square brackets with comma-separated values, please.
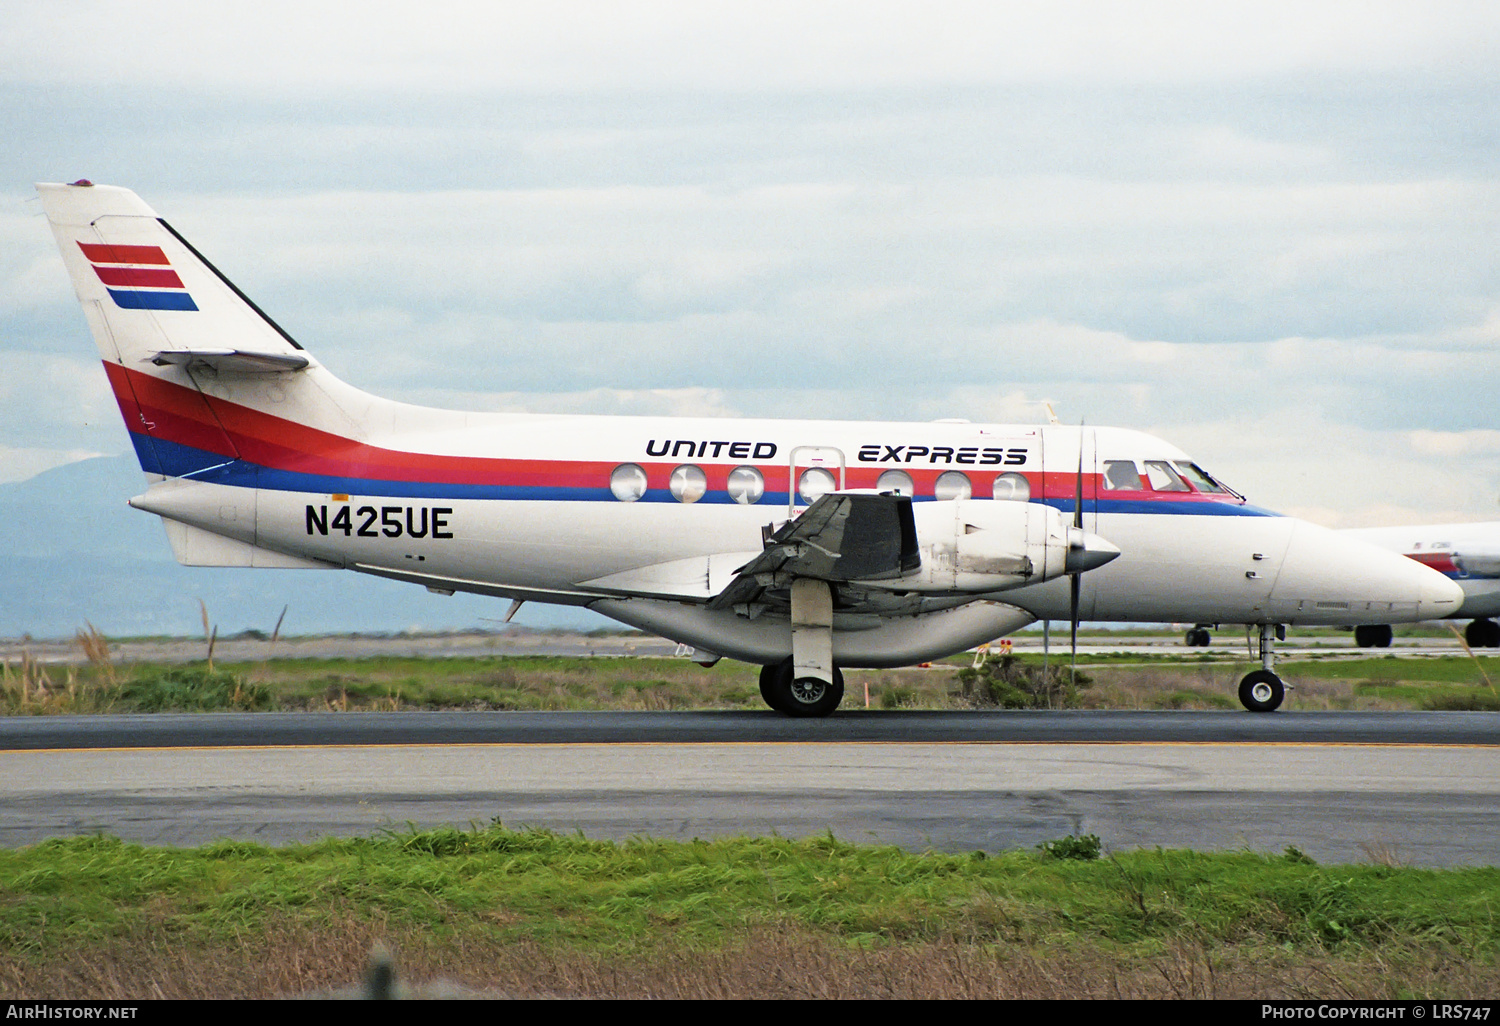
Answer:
[1238, 623, 1289, 712]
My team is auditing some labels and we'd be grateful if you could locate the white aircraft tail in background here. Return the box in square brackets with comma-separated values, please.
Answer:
[37, 181, 1464, 714]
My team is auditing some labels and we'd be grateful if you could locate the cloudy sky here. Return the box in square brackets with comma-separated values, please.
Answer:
[5, 0, 1500, 530]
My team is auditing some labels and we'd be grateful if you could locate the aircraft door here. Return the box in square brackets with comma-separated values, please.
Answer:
[788, 445, 846, 517]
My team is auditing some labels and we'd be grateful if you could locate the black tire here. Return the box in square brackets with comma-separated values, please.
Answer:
[759, 662, 789, 713]
[773, 664, 845, 718]
[1238, 669, 1285, 713]
[1466, 619, 1500, 648]
[1185, 628, 1211, 647]
[1354, 624, 1393, 648]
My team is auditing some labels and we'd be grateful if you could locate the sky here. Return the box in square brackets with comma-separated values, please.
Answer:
[4, 1, 1500, 632]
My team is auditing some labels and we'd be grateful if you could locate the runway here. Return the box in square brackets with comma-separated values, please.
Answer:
[1, 711, 1496, 866]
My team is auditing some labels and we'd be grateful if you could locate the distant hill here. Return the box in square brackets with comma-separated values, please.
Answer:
[0, 456, 608, 639]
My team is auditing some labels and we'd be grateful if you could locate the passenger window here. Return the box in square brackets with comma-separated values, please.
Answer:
[1144, 460, 1190, 492]
[798, 467, 837, 504]
[991, 472, 1030, 502]
[669, 465, 707, 503]
[1102, 460, 1143, 491]
[876, 469, 914, 496]
[610, 463, 648, 502]
[933, 471, 972, 501]
[726, 466, 764, 505]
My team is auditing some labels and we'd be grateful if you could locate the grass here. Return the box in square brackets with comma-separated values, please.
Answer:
[7, 636, 1500, 713]
[0, 825, 1495, 999]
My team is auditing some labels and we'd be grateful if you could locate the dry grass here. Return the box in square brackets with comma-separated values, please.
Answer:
[0, 636, 117, 716]
[2, 631, 1489, 713]
[1, 917, 1493, 1000]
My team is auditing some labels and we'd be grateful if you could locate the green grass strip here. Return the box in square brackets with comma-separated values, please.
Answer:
[1, 826, 1496, 960]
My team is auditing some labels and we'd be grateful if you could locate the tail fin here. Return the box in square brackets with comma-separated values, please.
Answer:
[36, 181, 319, 480]
[37, 182, 355, 570]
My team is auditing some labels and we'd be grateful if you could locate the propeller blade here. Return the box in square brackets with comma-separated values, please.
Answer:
[1069, 423, 1085, 687]
[1070, 570, 1080, 687]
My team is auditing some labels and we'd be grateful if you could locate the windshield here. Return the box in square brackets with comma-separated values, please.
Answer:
[1173, 461, 1241, 498]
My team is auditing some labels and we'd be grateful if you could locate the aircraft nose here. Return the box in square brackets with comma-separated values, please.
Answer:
[1272, 522, 1465, 624]
[1415, 565, 1465, 620]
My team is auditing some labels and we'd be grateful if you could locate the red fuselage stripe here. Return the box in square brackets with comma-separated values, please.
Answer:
[104, 362, 1247, 503]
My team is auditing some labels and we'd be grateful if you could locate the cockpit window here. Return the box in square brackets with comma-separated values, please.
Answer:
[1173, 461, 1237, 496]
[1101, 460, 1143, 491]
[1144, 460, 1190, 492]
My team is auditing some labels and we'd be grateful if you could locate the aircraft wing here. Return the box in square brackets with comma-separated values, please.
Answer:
[706, 492, 920, 611]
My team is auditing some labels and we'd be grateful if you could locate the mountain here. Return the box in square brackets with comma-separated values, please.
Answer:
[0, 455, 606, 638]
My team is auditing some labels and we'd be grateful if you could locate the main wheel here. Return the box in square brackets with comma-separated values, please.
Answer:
[1466, 619, 1500, 648]
[771, 664, 845, 718]
[1185, 628, 1211, 647]
[1354, 624, 1393, 648]
[759, 662, 789, 713]
[1238, 669, 1285, 713]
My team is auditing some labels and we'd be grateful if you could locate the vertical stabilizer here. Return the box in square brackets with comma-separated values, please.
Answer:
[36, 181, 324, 480]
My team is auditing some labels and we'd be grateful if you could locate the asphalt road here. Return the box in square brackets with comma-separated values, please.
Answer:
[1, 710, 1496, 866]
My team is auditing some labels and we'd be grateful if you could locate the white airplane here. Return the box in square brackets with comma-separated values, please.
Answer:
[1181, 523, 1500, 650]
[36, 181, 1464, 715]
[1340, 523, 1500, 648]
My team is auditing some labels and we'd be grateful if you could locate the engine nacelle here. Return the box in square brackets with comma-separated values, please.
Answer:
[859, 499, 1116, 594]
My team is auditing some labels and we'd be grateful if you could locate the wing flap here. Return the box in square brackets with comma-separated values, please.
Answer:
[707, 493, 920, 611]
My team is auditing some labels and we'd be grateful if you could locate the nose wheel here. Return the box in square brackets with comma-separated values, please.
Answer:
[1238, 668, 1285, 712]
[1238, 623, 1288, 713]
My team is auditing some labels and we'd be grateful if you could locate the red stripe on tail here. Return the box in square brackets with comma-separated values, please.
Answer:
[92, 266, 185, 289]
[78, 242, 171, 266]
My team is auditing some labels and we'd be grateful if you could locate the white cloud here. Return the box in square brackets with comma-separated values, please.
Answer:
[7, 16, 1500, 534]
[0, 444, 110, 484]
[4, 2, 1498, 92]
[0, 353, 122, 467]
[1408, 429, 1500, 457]
[1146, 411, 1500, 527]
[401, 385, 743, 419]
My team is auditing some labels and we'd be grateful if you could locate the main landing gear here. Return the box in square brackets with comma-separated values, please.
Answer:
[1239, 623, 1289, 713]
[758, 577, 845, 717]
[1466, 618, 1500, 649]
[759, 659, 845, 717]
[1353, 624, 1393, 648]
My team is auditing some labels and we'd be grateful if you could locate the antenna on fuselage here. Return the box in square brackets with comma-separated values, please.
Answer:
[1023, 400, 1061, 425]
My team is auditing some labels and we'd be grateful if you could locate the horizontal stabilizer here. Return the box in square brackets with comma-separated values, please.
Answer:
[161, 520, 337, 569]
[150, 349, 310, 374]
